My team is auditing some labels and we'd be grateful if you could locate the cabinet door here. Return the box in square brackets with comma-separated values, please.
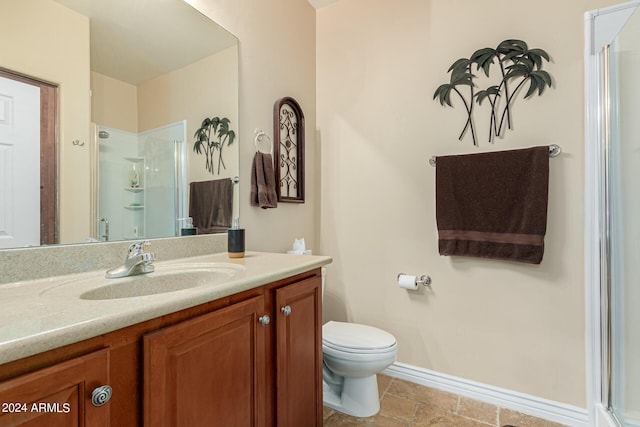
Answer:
[0, 348, 110, 426]
[275, 276, 322, 426]
[143, 296, 267, 427]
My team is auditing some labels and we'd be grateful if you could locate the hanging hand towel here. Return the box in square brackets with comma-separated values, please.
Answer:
[189, 178, 234, 234]
[435, 146, 549, 264]
[250, 152, 278, 209]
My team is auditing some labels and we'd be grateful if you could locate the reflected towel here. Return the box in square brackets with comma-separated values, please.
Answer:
[189, 178, 233, 234]
[250, 152, 277, 209]
[435, 146, 549, 264]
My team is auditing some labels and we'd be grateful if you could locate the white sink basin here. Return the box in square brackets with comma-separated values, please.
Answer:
[41, 262, 245, 300]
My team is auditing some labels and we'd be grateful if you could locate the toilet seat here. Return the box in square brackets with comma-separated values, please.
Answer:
[323, 321, 397, 354]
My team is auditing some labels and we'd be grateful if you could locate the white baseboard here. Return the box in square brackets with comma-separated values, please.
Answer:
[383, 362, 589, 427]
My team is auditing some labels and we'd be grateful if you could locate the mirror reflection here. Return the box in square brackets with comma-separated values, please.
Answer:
[0, 0, 239, 250]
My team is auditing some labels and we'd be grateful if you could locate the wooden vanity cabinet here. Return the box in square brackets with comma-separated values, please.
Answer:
[143, 271, 323, 427]
[0, 268, 322, 427]
[0, 348, 110, 426]
[273, 276, 322, 426]
[143, 296, 268, 427]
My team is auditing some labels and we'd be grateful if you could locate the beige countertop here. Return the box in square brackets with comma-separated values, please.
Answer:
[0, 251, 332, 365]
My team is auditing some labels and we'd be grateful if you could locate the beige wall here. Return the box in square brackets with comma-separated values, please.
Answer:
[317, 0, 620, 408]
[1, 0, 91, 243]
[137, 46, 239, 186]
[137, 46, 240, 218]
[186, 0, 317, 252]
[92, 46, 240, 217]
[91, 72, 139, 133]
[92, 47, 239, 184]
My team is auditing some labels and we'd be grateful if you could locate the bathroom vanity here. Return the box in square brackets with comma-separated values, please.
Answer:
[0, 251, 331, 426]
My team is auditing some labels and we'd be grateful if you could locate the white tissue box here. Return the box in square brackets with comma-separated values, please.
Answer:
[287, 250, 312, 255]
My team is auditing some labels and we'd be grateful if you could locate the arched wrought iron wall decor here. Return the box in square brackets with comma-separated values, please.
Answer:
[273, 97, 305, 203]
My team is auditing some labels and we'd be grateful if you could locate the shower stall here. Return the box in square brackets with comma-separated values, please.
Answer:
[94, 121, 187, 241]
[586, 2, 640, 426]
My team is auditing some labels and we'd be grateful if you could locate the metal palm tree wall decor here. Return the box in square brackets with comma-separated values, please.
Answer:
[433, 39, 553, 146]
[274, 97, 305, 203]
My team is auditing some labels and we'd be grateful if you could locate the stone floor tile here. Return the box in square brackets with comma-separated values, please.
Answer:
[457, 396, 498, 425]
[377, 374, 393, 398]
[413, 403, 489, 427]
[379, 394, 417, 422]
[387, 379, 458, 412]
[325, 406, 336, 420]
[323, 384, 568, 427]
[366, 414, 411, 427]
[324, 411, 367, 426]
[499, 408, 569, 427]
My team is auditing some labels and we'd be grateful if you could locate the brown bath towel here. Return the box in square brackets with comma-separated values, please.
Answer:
[189, 178, 233, 234]
[250, 152, 277, 209]
[435, 146, 549, 264]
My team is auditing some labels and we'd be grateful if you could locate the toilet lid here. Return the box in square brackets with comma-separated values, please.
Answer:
[322, 321, 396, 352]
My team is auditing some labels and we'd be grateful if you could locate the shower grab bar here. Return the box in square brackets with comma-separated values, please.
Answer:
[100, 218, 110, 242]
[428, 144, 562, 167]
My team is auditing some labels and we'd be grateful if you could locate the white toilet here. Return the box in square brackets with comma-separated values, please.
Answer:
[320, 268, 398, 417]
[322, 320, 398, 417]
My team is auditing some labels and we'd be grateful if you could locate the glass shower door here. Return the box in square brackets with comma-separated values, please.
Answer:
[97, 126, 139, 242]
[139, 123, 187, 239]
[95, 121, 186, 242]
[606, 6, 640, 426]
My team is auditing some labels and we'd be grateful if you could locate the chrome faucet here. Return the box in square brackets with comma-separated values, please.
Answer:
[105, 240, 155, 279]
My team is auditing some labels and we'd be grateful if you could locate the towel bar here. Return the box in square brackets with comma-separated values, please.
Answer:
[428, 144, 562, 167]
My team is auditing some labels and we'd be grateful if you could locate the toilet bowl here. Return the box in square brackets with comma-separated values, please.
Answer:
[322, 320, 397, 417]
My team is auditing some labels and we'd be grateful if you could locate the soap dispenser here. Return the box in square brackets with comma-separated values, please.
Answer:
[180, 217, 197, 236]
[227, 217, 245, 258]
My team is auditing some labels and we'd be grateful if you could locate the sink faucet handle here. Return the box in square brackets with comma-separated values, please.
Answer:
[127, 240, 151, 258]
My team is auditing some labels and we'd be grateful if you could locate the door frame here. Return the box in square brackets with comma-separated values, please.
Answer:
[0, 68, 58, 245]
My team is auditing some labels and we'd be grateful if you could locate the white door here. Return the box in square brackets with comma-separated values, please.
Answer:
[0, 76, 40, 248]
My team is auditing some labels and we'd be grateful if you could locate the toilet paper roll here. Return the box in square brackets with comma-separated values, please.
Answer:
[398, 274, 418, 290]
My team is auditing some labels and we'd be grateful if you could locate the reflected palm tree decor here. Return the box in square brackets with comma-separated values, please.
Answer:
[274, 97, 305, 203]
[193, 116, 236, 175]
[434, 39, 553, 146]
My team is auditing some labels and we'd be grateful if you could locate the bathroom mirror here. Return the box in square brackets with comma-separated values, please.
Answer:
[0, 0, 239, 249]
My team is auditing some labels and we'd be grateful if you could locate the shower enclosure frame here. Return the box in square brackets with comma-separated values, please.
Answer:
[90, 122, 188, 242]
[585, 2, 640, 426]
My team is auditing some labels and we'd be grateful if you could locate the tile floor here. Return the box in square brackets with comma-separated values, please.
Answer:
[323, 375, 569, 427]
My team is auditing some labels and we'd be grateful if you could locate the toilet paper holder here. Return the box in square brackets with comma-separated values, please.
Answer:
[397, 273, 432, 287]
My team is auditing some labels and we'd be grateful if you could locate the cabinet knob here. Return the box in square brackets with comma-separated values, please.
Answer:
[91, 385, 112, 407]
[281, 305, 292, 317]
[258, 315, 270, 326]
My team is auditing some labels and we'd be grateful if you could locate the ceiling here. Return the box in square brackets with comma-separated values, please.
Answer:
[54, 0, 237, 85]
